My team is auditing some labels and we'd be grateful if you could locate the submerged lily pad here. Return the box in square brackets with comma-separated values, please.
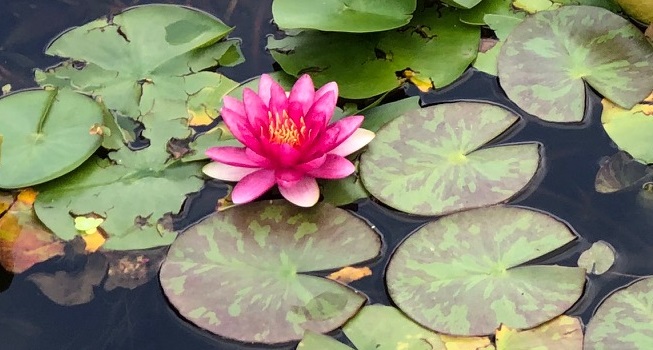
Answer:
[602, 94, 653, 164]
[272, 0, 417, 33]
[495, 316, 583, 350]
[160, 200, 381, 344]
[360, 102, 540, 216]
[585, 277, 653, 349]
[0, 89, 103, 189]
[268, 8, 479, 99]
[498, 6, 653, 123]
[595, 152, 653, 193]
[386, 206, 584, 336]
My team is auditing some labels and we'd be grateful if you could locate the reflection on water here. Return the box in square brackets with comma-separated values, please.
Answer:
[2, 0, 653, 349]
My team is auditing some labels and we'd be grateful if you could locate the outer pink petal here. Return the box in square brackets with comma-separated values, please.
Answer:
[205, 147, 260, 167]
[243, 88, 270, 129]
[220, 107, 253, 143]
[307, 154, 355, 179]
[278, 176, 320, 207]
[288, 74, 315, 115]
[231, 169, 276, 204]
[295, 154, 327, 172]
[275, 168, 305, 187]
[202, 162, 260, 181]
[315, 82, 338, 107]
[258, 74, 273, 107]
[305, 91, 336, 130]
[245, 148, 273, 167]
[328, 128, 375, 157]
[222, 96, 246, 117]
[329, 115, 364, 146]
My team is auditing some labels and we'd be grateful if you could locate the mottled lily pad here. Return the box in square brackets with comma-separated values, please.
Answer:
[386, 206, 584, 336]
[272, 0, 417, 33]
[0, 89, 103, 189]
[360, 102, 540, 216]
[268, 8, 479, 99]
[495, 316, 583, 350]
[160, 200, 381, 344]
[602, 94, 653, 164]
[298, 331, 354, 350]
[577, 241, 616, 275]
[498, 6, 653, 123]
[343, 305, 446, 350]
[595, 152, 653, 193]
[585, 277, 653, 349]
[474, 14, 524, 75]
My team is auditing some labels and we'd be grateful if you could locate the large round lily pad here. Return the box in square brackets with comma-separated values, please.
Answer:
[0, 89, 103, 189]
[386, 206, 585, 336]
[360, 102, 540, 216]
[584, 277, 653, 349]
[159, 200, 381, 344]
[272, 0, 417, 33]
[268, 7, 479, 99]
[498, 5, 653, 123]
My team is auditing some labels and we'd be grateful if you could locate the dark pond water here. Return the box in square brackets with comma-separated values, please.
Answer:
[1, 0, 652, 349]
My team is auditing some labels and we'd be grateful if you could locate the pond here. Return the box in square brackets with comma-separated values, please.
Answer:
[1, 0, 653, 349]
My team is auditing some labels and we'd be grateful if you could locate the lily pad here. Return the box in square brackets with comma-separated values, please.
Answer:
[159, 200, 381, 344]
[595, 152, 653, 193]
[272, 0, 417, 33]
[0, 89, 103, 189]
[577, 240, 616, 275]
[298, 331, 354, 350]
[602, 94, 653, 164]
[386, 206, 584, 336]
[495, 316, 583, 350]
[268, 8, 479, 99]
[35, 4, 241, 161]
[473, 14, 524, 75]
[460, 0, 526, 25]
[343, 305, 446, 350]
[34, 154, 204, 251]
[360, 102, 540, 216]
[443, 0, 483, 9]
[585, 277, 653, 349]
[498, 5, 653, 123]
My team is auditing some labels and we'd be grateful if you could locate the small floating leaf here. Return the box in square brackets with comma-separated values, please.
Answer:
[360, 102, 540, 216]
[595, 152, 652, 193]
[0, 89, 103, 189]
[160, 200, 381, 344]
[386, 206, 584, 336]
[602, 94, 653, 164]
[577, 241, 616, 275]
[272, 0, 417, 33]
[495, 316, 583, 350]
[498, 6, 653, 123]
[585, 277, 653, 349]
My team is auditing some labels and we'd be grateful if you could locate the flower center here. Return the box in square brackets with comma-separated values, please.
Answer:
[264, 110, 308, 147]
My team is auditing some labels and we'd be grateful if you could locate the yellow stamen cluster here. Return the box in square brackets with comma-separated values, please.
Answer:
[264, 110, 308, 146]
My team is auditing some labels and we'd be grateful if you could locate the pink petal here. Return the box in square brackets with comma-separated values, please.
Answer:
[243, 88, 270, 129]
[278, 176, 320, 207]
[269, 81, 289, 116]
[307, 154, 355, 179]
[328, 128, 375, 157]
[202, 162, 260, 181]
[288, 74, 315, 115]
[299, 125, 339, 161]
[222, 96, 246, 117]
[275, 168, 305, 187]
[305, 91, 336, 130]
[220, 107, 256, 145]
[258, 74, 273, 107]
[295, 154, 327, 172]
[329, 115, 364, 146]
[245, 148, 273, 167]
[315, 82, 338, 107]
[206, 147, 260, 167]
[265, 142, 302, 167]
[231, 169, 276, 204]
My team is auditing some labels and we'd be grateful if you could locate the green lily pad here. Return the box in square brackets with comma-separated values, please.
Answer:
[343, 305, 446, 350]
[577, 240, 616, 275]
[159, 200, 381, 344]
[443, 0, 484, 9]
[0, 89, 103, 189]
[585, 277, 653, 349]
[35, 4, 241, 159]
[460, 0, 526, 25]
[34, 153, 204, 251]
[473, 14, 524, 75]
[498, 5, 653, 123]
[360, 96, 420, 132]
[495, 316, 583, 350]
[268, 8, 479, 99]
[272, 0, 417, 33]
[512, 0, 561, 13]
[298, 331, 354, 350]
[601, 95, 653, 164]
[360, 102, 540, 216]
[595, 152, 653, 193]
[386, 206, 585, 336]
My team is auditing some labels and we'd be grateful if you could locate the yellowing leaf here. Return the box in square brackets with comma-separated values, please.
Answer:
[495, 316, 583, 350]
[74, 216, 104, 235]
[327, 266, 372, 284]
[402, 69, 434, 92]
[17, 188, 38, 205]
[440, 334, 494, 350]
[187, 108, 216, 127]
[82, 231, 106, 253]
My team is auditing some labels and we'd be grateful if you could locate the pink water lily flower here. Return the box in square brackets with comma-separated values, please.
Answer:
[202, 74, 375, 207]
